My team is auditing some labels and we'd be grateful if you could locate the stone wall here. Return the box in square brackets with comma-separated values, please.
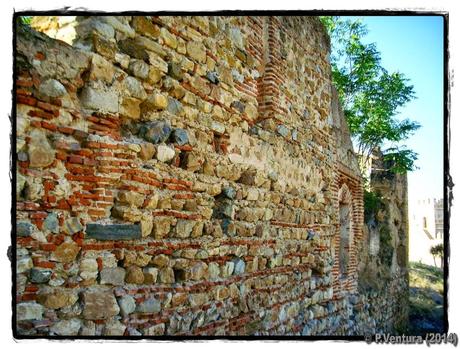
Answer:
[14, 15, 407, 337]
[356, 149, 410, 333]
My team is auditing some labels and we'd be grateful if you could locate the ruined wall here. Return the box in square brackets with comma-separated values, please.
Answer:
[14, 15, 406, 337]
[355, 149, 410, 333]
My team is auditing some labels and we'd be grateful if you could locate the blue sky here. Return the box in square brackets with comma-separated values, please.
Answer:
[340, 16, 445, 203]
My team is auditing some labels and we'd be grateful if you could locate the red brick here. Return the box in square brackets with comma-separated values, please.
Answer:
[21, 294, 37, 301]
[16, 88, 32, 96]
[68, 155, 84, 164]
[28, 109, 54, 120]
[41, 121, 58, 131]
[25, 285, 39, 293]
[33, 261, 56, 269]
[16, 79, 34, 87]
[16, 95, 36, 106]
[40, 243, 57, 251]
[58, 126, 75, 135]
[34, 52, 46, 60]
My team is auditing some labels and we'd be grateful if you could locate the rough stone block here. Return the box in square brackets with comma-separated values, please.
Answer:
[17, 222, 33, 237]
[100, 267, 126, 285]
[136, 297, 161, 314]
[139, 120, 172, 144]
[17, 302, 44, 321]
[118, 295, 136, 316]
[85, 223, 142, 240]
[79, 87, 119, 113]
[82, 290, 120, 320]
[29, 268, 52, 284]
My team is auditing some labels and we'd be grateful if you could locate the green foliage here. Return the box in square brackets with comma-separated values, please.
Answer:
[363, 189, 384, 222]
[383, 147, 419, 173]
[430, 243, 444, 258]
[19, 16, 32, 25]
[320, 16, 420, 174]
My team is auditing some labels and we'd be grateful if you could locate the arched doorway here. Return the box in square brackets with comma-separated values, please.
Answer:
[338, 183, 353, 279]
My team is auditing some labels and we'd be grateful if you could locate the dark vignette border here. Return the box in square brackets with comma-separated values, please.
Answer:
[10, 8, 451, 341]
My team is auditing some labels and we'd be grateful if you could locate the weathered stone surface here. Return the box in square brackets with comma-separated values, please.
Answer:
[132, 16, 160, 38]
[100, 267, 126, 285]
[188, 293, 208, 307]
[184, 152, 204, 172]
[43, 213, 58, 233]
[17, 222, 33, 237]
[39, 79, 67, 98]
[187, 41, 206, 63]
[129, 59, 150, 79]
[80, 258, 98, 280]
[17, 302, 44, 321]
[156, 144, 175, 163]
[29, 268, 52, 283]
[139, 142, 156, 160]
[144, 323, 165, 336]
[38, 289, 78, 309]
[210, 121, 225, 134]
[143, 267, 158, 283]
[151, 254, 169, 268]
[112, 205, 142, 222]
[158, 267, 175, 284]
[189, 261, 208, 281]
[66, 217, 83, 234]
[79, 87, 119, 113]
[167, 98, 184, 115]
[50, 319, 82, 336]
[82, 290, 120, 320]
[136, 297, 161, 313]
[93, 32, 117, 59]
[125, 265, 144, 284]
[142, 93, 168, 111]
[118, 295, 136, 316]
[119, 39, 149, 61]
[171, 128, 189, 145]
[139, 120, 172, 144]
[52, 242, 81, 263]
[175, 219, 196, 238]
[222, 186, 236, 200]
[120, 96, 141, 119]
[85, 223, 141, 240]
[117, 191, 145, 207]
[124, 76, 147, 100]
[160, 27, 177, 48]
[28, 129, 55, 168]
[206, 71, 219, 84]
[124, 250, 151, 267]
[153, 216, 172, 239]
[140, 213, 153, 237]
[168, 62, 184, 80]
[103, 320, 126, 336]
[233, 258, 246, 275]
[17, 256, 33, 273]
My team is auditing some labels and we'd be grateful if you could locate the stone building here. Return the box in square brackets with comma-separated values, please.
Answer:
[409, 198, 444, 266]
[14, 15, 409, 336]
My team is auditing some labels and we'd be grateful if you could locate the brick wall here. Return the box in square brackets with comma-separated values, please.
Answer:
[14, 15, 407, 337]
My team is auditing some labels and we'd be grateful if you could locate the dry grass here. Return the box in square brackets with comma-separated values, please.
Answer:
[408, 262, 444, 335]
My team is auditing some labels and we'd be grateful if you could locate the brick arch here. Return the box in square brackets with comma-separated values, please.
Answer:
[332, 166, 364, 296]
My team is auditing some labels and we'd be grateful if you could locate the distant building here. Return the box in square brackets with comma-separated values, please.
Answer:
[409, 198, 444, 266]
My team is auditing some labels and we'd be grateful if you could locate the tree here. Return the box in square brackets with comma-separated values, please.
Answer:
[430, 243, 444, 268]
[320, 16, 420, 174]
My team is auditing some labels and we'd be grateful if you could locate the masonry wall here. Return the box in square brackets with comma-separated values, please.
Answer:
[14, 15, 406, 337]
